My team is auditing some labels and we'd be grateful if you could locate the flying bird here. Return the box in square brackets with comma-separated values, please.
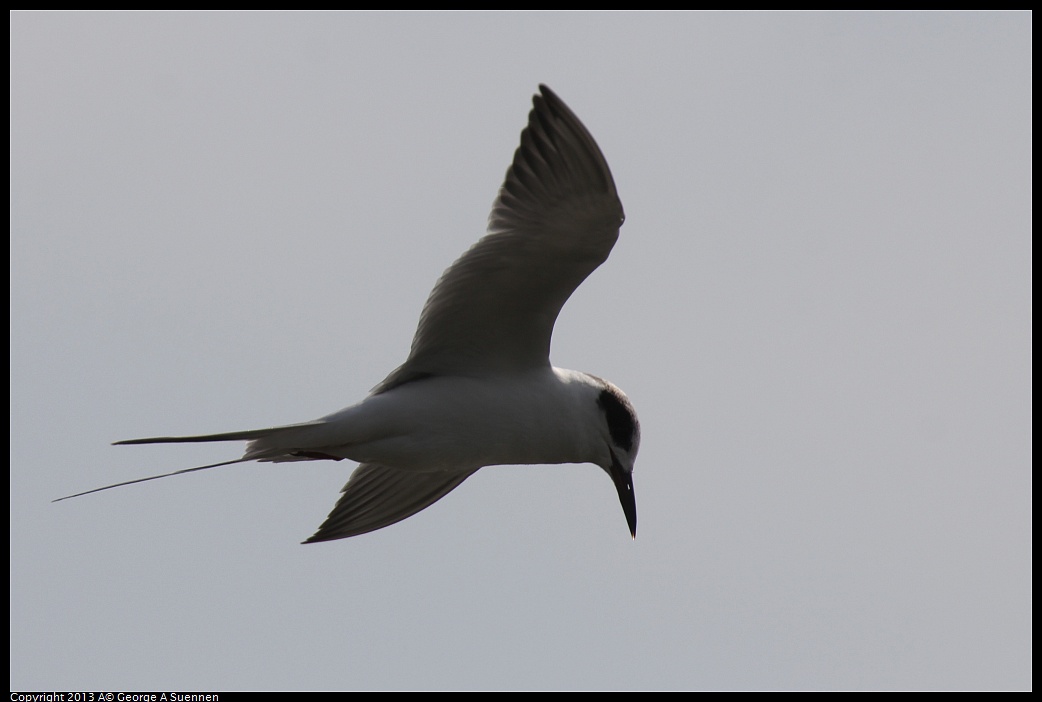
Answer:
[57, 85, 640, 543]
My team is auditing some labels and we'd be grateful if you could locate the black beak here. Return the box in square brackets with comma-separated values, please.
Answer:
[609, 449, 637, 539]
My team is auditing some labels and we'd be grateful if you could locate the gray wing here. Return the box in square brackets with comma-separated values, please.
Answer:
[304, 464, 479, 542]
[375, 85, 624, 392]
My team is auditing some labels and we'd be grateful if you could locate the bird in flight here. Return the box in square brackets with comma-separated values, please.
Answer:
[57, 85, 640, 543]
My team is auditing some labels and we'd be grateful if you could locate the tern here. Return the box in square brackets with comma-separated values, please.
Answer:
[57, 85, 640, 542]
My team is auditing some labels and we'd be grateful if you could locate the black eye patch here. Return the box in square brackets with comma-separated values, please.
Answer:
[598, 388, 637, 452]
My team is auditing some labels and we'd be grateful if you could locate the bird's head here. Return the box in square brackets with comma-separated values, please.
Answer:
[590, 376, 640, 539]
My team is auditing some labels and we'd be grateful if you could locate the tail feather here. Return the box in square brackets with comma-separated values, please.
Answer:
[53, 457, 251, 502]
[56, 420, 333, 503]
[113, 420, 327, 446]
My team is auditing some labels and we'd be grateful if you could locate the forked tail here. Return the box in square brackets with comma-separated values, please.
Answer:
[55, 420, 329, 502]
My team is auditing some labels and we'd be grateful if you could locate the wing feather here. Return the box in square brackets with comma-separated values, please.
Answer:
[375, 85, 623, 392]
[305, 463, 478, 542]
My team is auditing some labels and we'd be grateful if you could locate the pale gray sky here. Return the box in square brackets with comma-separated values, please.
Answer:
[11, 11, 1031, 690]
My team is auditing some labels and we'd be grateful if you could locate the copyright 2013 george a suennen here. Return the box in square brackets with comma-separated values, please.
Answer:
[12, 694, 219, 701]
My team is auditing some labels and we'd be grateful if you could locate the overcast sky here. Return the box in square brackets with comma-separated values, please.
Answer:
[11, 11, 1031, 691]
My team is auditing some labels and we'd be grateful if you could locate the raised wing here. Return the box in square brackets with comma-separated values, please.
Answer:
[305, 463, 479, 542]
[375, 85, 624, 392]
